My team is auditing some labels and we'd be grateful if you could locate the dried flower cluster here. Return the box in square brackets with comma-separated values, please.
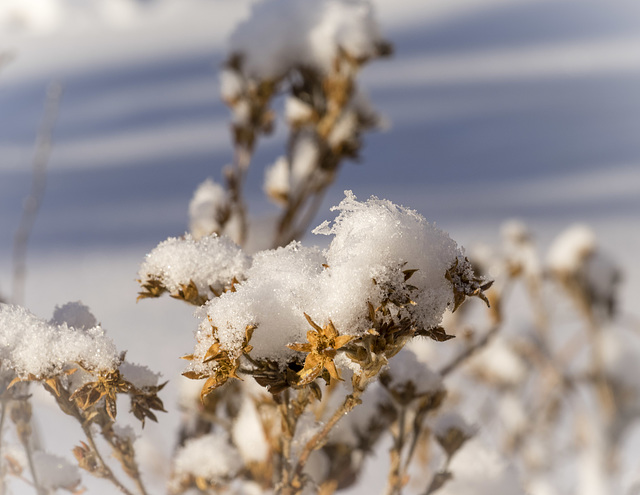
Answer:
[189, 0, 391, 249]
[0, 303, 165, 495]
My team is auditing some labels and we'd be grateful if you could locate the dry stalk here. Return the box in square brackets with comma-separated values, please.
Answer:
[438, 325, 501, 378]
[79, 422, 137, 495]
[386, 404, 408, 495]
[9, 399, 45, 495]
[11, 82, 63, 305]
[285, 382, 366, 493]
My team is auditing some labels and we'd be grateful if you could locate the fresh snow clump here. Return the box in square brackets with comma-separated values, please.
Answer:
[0, 304, 119, 378]
[285, 96, 315, 125]
[547, 224, 620, 317]
[139, 233, 251, 299]
[173, 432, 242, 483]
[311, 191, 462, 333]
[547, 224, 597, 273]
[228, 0, 384, 79]
[382, 348, 442, 397]
[193, 191, 463, 375]
[119, 361, 161, 389]
[432, 411, 476, 440]
[264, 156, 290, 205]
[33, 452, 81, 491]
[188, 178, 228, 240]
[191, 242, 325, 369]
[231, 397, 270, 464]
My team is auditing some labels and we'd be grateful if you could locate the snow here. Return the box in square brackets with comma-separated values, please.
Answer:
[1, 0, 640, 493]
[501, 220, 542, 280]
[290, 133, 322, 194]
[0, 303, 119, 378]
[263, 156, 290, 205]
[220, 68, 246, 103]
[228, 0, 385, 79]
[285, 96, 315, 125]
[138, 233, 251, 299]
[432, 411, 476, 440]
[189, 191, 463, 374]
[33, 451, 81, 491]
[437, 438, 525, 495]
[546, 224, 620, 317]
[172, 432, 242, 482]
[467, 336, 528, 387]
[547, 224, 597, 273]
[327, 109, 359, 149]
[192, 242, 325, 366]
[188, 178, 228, 240]
[119, 361, 161, 389]
[313, 191, 462, 333]
[231, 397, 270, 463]
[383, 348, 442, 397]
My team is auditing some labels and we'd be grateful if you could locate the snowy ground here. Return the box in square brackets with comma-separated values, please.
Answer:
[1, 0, 640, 493]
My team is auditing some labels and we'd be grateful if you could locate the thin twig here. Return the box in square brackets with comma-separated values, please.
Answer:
[291, 385, 365, 485]
[11, 82, 63, 305]
[438, 325, 500, 378]
[20, 435, 44, 495]
[80, 423, 136, 495]
[386, 404, 407, 495]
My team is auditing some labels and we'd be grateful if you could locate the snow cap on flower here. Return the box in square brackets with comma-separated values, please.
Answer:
[0, 304, 118, 379]
[138, 233, 251, 303]
[188, 178, 229, 240]
[228, 0, 386, 80]
[190, 192, 466, 384]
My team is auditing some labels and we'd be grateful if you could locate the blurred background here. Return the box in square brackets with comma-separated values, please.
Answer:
[1, 0, 640, 490]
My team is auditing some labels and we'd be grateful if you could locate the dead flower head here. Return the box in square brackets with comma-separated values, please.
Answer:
[287, 313, 355, 386]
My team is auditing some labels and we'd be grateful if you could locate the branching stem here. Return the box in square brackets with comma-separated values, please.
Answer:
[80, 423, 136, 495]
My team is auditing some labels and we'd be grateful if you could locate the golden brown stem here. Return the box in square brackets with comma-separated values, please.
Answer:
[290, 384, 365, 490]
[80, 423, 136, 495]
[386, 405, 408, 495]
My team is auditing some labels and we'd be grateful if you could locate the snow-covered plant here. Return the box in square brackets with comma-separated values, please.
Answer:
[138, 191, 490, 494]
[190, 0, 391, 248]
[3, 1, 638, 495]
[0, 302, 165, 495]
[428, 220, 637, 495]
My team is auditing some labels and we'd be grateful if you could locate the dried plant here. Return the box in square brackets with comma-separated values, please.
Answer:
[2, 1, 640, 495]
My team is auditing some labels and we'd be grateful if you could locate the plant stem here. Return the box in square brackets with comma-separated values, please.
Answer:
[438, 325, 500, 377]
[17, 430, 45, 495]
[291, 384, 365, 487]
[11, 82, 62, 305]
[386, 404, 407, 495]
[80, 423, 136, 495]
